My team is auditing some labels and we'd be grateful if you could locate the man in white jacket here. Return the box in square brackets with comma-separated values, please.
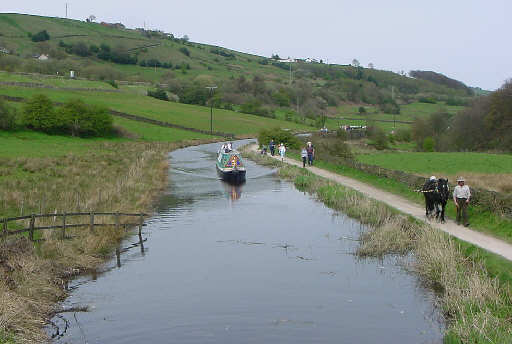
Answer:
[453, 176, 471, 227]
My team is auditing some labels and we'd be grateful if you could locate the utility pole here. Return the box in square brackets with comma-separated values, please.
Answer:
[65, 3, 68, 18]
[206, 86, 218, 134]
[289, 62, 292, 85]
[392, 86, 396, 130]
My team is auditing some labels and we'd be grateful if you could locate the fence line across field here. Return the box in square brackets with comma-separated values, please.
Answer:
[2, 211, 148, 241]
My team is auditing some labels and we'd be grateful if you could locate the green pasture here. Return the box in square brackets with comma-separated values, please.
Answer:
[0, 71, 117, 89]
[113, 117, 211, 141]
[0, 121, 208, 158]
[325, 117, 409, 132]
[0, 130, 124, 158]
[356, 152, 512, 175]
[400, 101, 464, 118]
[0, 85, 313, 135]
[326, 101, 465, 132]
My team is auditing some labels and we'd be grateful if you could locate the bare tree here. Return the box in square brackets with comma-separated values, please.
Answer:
[87, 15, 96, 22]
[368, 62, 374, 69]
[352, 59, 360, 67]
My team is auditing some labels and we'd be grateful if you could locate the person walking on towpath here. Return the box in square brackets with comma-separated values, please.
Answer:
[269, 139, 276, 156]
[279, 143, 286, 162]
[453, 176, 471, 227]
[306, 141, 315, 166]
[301, 147, 308, 168]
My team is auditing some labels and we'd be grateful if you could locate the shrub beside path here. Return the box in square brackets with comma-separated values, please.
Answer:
[250, 145, 512, 261]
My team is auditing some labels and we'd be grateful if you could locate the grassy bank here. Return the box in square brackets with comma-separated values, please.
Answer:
[243, 150, 512, 343]
[0, 137, 218, 343]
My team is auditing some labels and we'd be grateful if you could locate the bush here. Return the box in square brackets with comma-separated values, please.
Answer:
[445, 98, 468, 106]
[258, 128, 301, 150]
[0, 99, 18, 130]
[240, 100, 274, 117]
[71, 42, 90, 57]
[394, 128, 411, 142]
[368, 126, 389, 150]
[23, 96, 112, 136]
[179, 47, 190, 57]
[58, 99, 113, 137]
[422, 137, 435, 152]
[358, 106, 366, 114]
[147, 88, 169, 101]
[31, 30, 50, 42]
[107, 80, 118, 88]
[419, 96, 437, 104]
[336, 128, 348, 140]
[23, 94, 62, 133]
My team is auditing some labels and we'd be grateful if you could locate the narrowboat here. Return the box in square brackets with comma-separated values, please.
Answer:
[216, 147, 246, 184]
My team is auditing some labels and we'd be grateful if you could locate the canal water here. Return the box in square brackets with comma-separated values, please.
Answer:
[52, 141, 443, 343]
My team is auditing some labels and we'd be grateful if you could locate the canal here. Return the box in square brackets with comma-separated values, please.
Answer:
[52, 141, 443, 343]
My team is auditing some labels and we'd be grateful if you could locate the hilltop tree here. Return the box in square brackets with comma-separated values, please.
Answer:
[352, 59, 360, 67]
[368, 62, 374, 69]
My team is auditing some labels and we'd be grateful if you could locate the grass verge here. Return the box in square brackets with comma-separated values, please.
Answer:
[244, 149, 512, 343]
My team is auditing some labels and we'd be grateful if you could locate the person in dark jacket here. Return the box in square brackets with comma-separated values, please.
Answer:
[306, 142, 315, 166]
[269, 139, 276, 156]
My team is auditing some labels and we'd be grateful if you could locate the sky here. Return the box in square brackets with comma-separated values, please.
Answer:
[2, 0, 511, 90]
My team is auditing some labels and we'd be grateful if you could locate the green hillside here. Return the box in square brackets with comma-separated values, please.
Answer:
[0, 12, 475, 131]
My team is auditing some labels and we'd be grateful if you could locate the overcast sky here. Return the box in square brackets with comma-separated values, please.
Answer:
[2, 1, 510, 90]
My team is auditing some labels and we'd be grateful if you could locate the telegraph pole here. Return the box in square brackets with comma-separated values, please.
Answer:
[65, 3, 68, 18]
[392, 86, 396, 130]
[289, 62, 292, 85]
[206, 86, 218, 134]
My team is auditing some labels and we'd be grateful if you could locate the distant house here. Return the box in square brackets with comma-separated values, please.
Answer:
[37, 54, 49, 61]
[278, 59, 295, 63]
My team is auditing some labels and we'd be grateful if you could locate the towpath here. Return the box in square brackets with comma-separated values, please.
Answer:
[250, 145, 512, 261]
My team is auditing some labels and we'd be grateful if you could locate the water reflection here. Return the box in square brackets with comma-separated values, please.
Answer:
[223, 182, 243, 202]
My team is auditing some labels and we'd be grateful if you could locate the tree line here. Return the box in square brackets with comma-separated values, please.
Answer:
[412, 79, 512, 152]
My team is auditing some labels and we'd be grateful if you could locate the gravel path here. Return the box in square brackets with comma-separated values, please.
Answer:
[253, 145, 512, 261]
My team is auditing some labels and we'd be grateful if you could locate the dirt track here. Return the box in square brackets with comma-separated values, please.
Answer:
[253, 145, 512, 261]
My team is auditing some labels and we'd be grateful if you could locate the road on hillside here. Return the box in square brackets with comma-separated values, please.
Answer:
[251, 145, 512, 261]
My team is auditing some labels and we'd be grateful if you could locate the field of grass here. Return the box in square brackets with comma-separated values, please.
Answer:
[0, 85, 313, 135]
[112, 117, 212, 141]
[326, 101, 465, 132]
[0, 71, 117, 89]
[0, 130, 125, 158]
[356, 151, 512, 175]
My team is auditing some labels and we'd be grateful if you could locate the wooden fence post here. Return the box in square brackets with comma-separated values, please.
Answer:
[115, 212, 120, 232]
[61, 212, 67, 239]
[138, 214, 144, 238]
[2, 219, 7, 240]
[89, 211, 95, 234]
[29, 214, 35, 241]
